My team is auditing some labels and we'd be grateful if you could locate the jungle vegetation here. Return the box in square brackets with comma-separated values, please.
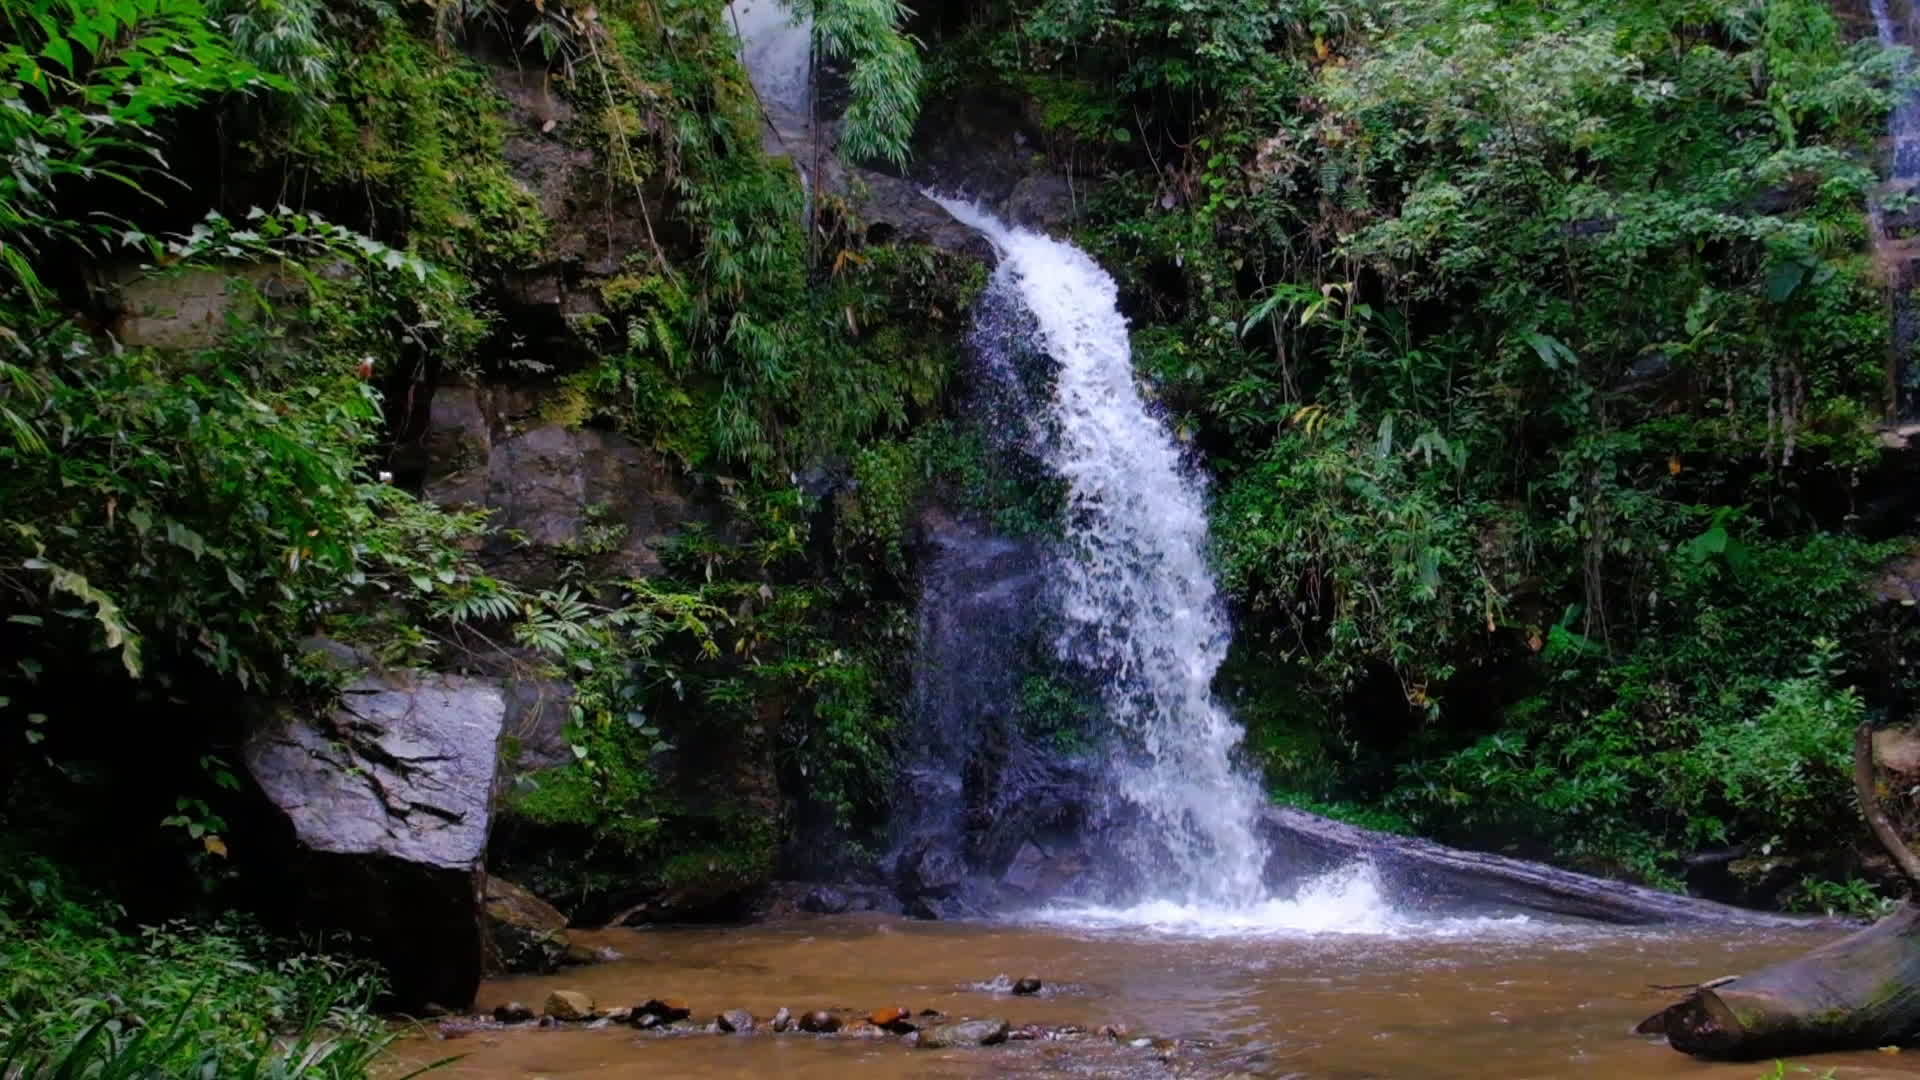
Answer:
[1, 0, 1917, 1062]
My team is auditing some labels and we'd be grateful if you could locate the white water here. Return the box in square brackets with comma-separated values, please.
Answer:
[932, 197, 1274, 910]
[725, 0, 815, 171]
[1028, 863, 1540, 939]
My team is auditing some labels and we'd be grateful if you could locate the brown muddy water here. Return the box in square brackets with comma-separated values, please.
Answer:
[386, 907, 1920, 1080]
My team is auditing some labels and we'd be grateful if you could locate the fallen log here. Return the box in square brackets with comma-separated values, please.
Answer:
[1638, 901, 1920, 1059]
[1256, 807, 1833, 928]
[1636, 721, 1920, 1059]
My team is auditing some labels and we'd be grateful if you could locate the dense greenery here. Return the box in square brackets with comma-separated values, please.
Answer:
[936, 0, 1917, 899]
[4, 0, 1920, 1040]
[0, 865, 430, 1076]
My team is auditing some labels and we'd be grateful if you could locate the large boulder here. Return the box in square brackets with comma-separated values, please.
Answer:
[483, 874, 572, 975]
[420, 386, 722, 586]
[245, 669, 506, 1011]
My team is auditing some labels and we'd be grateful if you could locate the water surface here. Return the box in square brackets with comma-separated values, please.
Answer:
[391, 910, 1919, 1079]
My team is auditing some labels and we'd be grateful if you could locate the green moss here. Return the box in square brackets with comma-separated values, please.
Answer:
[284, 22, 547, 269]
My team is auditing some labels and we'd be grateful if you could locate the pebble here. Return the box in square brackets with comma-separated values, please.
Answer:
[770, 1006, 793, 1033]
[718, 1008, 756, 1033]
[1012, 976, 1043, 996]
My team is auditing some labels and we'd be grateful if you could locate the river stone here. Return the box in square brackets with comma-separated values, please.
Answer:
[545, 990, 595, 1021]
[482, 875, 570, 975]
[1012, 976, 1042, 996]
[798, 1010, 841, 1033]
[244, 669, 506, 1011]
[717, 1008, 756, 1033]
[917, 1018, 1011, 1049]
[493, 1001, 536, 1023]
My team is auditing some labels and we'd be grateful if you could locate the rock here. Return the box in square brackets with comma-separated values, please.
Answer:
[245, 669, 506, 1011]
[798, 1010, 842, 1033]
[493, 1001, 536, 1023]
[544, 990, 595, 1021]
[770, 1006, 793, 1032]
[562, 942, 616, 966]
[1097, 1023, 1130, 1040]
[868, 1006, 915, 1033]
[1009, 1024, 1043, 1041]
[110, 264, 307, 350]
[1012, 976, 1042, 996]
[896, 841, 966, 900]
[423, 412, 719, 588]
[605, 1007, 632, 1023]
[801, 885, 850, 914]
[640, 998, 692, 1021]
[841, 1020, 888, 1039]
[717, 1008, 756, 1033]
[917, 1018, 1011, 1049]
[482, 875, 571, 975]
[1003, 174, 1076, 233]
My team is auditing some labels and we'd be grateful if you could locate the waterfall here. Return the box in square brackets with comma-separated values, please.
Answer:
[725, 0, 816, 186]
[931, 198, 1272, 909]
[1869, 0, 1920, 418]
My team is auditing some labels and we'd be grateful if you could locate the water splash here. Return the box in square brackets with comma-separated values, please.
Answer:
[726, 0, 816, 197]
[1867, 0, 1920, 417]
[1030, 863, 1540, 939]
[931, 196, 1271, 908]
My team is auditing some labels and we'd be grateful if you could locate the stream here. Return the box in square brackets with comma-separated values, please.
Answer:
[391, 907, 1915, 1079]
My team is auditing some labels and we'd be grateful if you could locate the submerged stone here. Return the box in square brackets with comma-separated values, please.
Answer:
[917, 1018, 1011, 1049]
[544, 990, 595, 1021]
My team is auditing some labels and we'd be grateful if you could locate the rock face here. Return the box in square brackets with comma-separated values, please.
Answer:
[244, 669, 506, 1010]
[482, 875, 571, 975]
[420, 386, 722, 587]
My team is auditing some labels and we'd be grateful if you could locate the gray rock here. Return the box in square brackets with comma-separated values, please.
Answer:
[800, 886, 850, 914]
[245, 671, 506, 1010]
[1012, 976, 1042, 996]
[770, 1006, 793, 1032]
[1003, 174, 1076, 232]
[917, 1018, 1011, 1049]
[717, 1008, 756, 1033]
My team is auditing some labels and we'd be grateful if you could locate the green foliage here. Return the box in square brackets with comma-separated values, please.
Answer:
[796, 0, 925, 166]
[1, 210, 487, 694]
[0, 872, 424, 1078]
[280, 19, 547, 268]
[0, 0, 273, 299]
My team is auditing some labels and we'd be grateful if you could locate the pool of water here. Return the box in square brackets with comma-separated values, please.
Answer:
[385, 898, 1920, 1079]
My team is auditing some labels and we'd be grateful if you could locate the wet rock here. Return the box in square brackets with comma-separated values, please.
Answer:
[801, 886, 850, 914]
[841, 1020, 888, 1039]
[482, 875, 570, 975]
[1012, 976, 1043, 996]
[493, 1001, 536, 1024]
[717, 1008, 756, 1033]
[896, 841, 965, 900]
[640, 998, 692, 1021]
[245, 669, 505, 1011]
[544, 990, 595, 1021]
[770, 1006, 793, 1032]
[605, 1007, 632, 1023]
[1009, 1023, 1043, 1041]
[1097, 1023, 1131, 1040]
[1003, 174, 1077, 233]
[917, 1018, 1011, 1049]
[798, 1010, 842, 1033]
[868, 1006, 915, 1033]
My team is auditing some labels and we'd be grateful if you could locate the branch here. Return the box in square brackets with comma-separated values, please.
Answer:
[1855, 720, 1920, 891]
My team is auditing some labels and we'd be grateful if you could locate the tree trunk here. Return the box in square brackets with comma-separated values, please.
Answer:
[1639, 721, 1920, 1059]
[1257, 807, 1835, 928]
[1640, 901, 1920, 1059]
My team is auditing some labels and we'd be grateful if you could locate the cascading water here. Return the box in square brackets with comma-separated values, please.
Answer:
[929, 197, 1274, 911]
[1869, 0, 1920, 418]
[725, 0, 816, 186]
